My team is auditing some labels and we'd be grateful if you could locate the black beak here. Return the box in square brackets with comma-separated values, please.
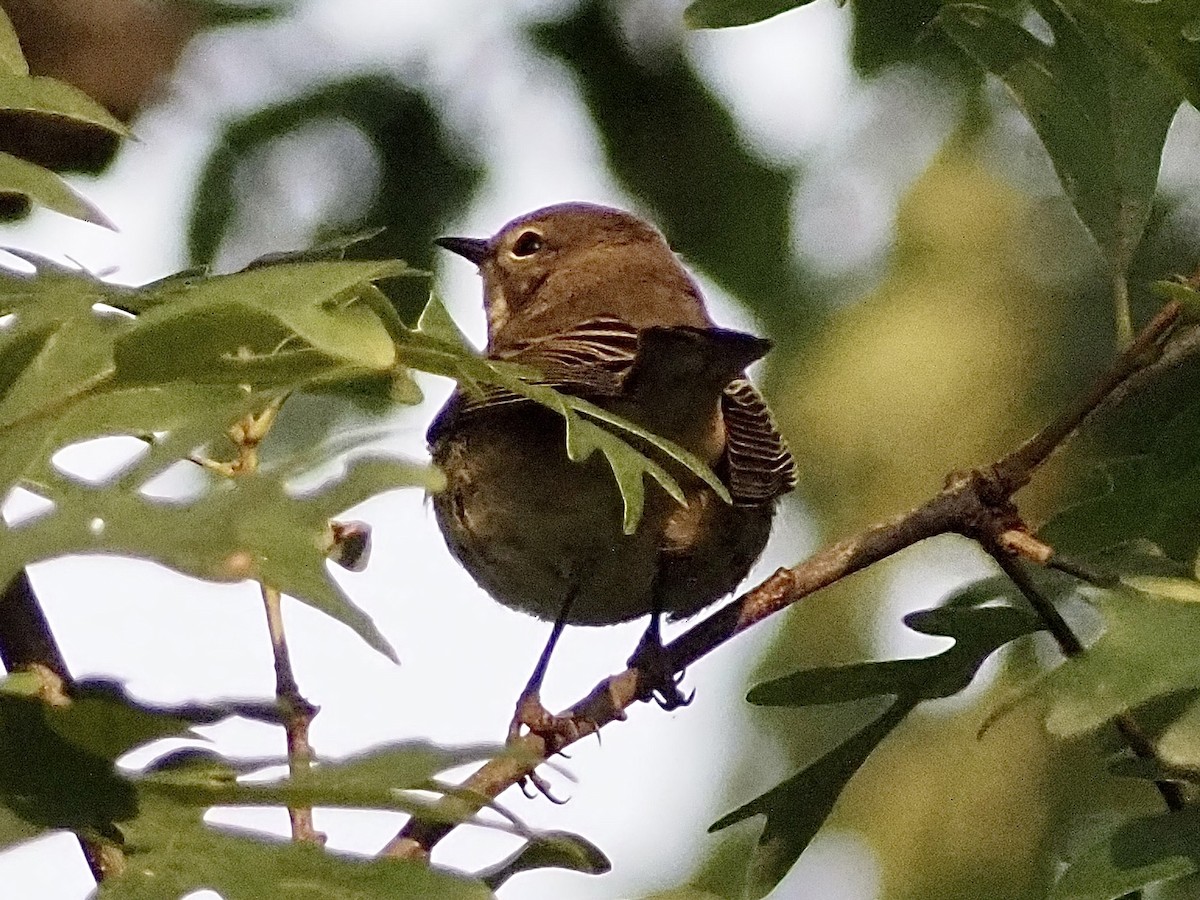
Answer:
[434, 236, 490, 265]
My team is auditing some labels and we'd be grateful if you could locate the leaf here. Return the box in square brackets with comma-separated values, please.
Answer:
[0, 690, 137, 838]
[188, 74, 481, 322]
[0, 456, 435, 662]
[1051, 808, 1200, 900]
[0, 8, 27, 77]
[991, 576, 1200, 738]
[1040, 351, 1200, 563]
[938, 1, 1181, 279]
[477, 831, 611, 889]
[138, 743, 499, 815]
[710, 603, 1043, 898]
[746, 602, 1043, 707]
[684, 0, 818, 29]
[1088, 0, 1200, 110]
[0, 151, 113, 227]
[112, 260, 405, 386]
[100, 793, 495, 900]
[0, 74, 126, 135]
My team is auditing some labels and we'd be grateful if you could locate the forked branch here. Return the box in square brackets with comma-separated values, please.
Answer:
[386, 301, 1187, 859]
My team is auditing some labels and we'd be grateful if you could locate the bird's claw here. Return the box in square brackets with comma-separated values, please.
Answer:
[508, 691, 582, 751]
[628, 632, 693, 711]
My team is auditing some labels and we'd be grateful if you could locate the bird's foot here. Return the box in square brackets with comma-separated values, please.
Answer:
[508, 691, 580, 803]
[508, 690, 582, 753]
[628, 628, 694, 711]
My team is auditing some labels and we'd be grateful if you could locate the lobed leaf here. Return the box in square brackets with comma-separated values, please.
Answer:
[939, 1, 1180, 281]
[1050, 808, 1200, 900]
[0, 151, 114, 227]
[711, 602, 1043, 898]
[99, 793, 494, 900]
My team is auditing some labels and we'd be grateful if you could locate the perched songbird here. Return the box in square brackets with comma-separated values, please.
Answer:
[428, 202, 795, 743]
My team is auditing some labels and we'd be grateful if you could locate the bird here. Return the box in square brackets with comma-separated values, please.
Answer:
[427, 202, 795, 746]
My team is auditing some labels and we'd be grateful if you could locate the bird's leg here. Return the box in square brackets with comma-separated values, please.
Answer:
[509, 590, 580, 750]
[628, 608, 693, 711]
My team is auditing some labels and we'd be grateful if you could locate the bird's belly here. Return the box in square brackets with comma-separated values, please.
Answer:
[431, 411, 771, 626]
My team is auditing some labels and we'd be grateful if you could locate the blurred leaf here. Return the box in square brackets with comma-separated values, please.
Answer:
[711, 603, 1042, 898]
[139, 743, 498, 815]
[1040, 354, 1200, 561]
[639, 890, 727, 900]
[179, 0, 291, 27]
[1089, 0, 1200, 110]
[991, 576, 1200, 738]
[0, 72, 126, 171]
[0, 691, 137, 839]
[1050, 808, 1200, 900]
[1152, 279, 1200, 326]
[0, 455, 437, 662]
[189, 74, 480, 322]
[112, 260, 406, 386]
[0, 150, 114, 226]
[939, 1, 1180, 282]
[849, 0, 991, 76]
[477, 830, 611, 889]
[683, 0, 817, 29]
[101, 793, 494, 900]
[532, 0, 810, 334]
[746, 603, 1043, 707]
[0, 8, 27, 76]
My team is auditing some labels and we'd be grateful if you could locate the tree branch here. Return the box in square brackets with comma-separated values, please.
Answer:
[384, 301, 1189, 859]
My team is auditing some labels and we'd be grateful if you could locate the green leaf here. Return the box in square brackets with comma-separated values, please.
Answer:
[138, 743, 498, 815]
[0, 456, 435, 662]
[711, 603, 1043, 898]
[477, 831, 611, 889]
[112, 260, 404, 386]
[938, 1, 1181, 280]
[0, 691, 137, 838]
[1152, 278, 1200, 316]
[1051, 809, 1200, 900]
[746, 602, 1043, 707]
[1040, 354, 1200, 562]
[684, 0, 818, 29]
[100, 793, 495, 900]
[0, 151, 113, 227]
[992, 576, 1200, 738]
[1088, 0, 1200, 110]
[0, 73, 127, 137]
[188, 74, 481, 322]
[0, 8, 27, 76]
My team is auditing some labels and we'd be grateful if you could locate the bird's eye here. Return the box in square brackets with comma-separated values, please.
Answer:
[510, 230, 544, 258]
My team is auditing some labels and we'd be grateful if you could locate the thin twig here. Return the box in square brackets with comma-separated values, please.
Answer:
[220, 397, 325, 845]
[260, 583, 324, 844]
[385, 301, 1196, 860]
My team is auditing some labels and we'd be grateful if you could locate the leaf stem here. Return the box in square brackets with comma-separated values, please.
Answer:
[1114, 271, 1134, 349]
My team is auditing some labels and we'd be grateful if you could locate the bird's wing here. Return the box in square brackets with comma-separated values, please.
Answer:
[426, 317, 638, 443]
[721, 378, 798, 505]
[429, 319, 798, 506]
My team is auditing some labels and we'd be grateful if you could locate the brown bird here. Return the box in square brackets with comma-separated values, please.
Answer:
[428, 202, 795, 745]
